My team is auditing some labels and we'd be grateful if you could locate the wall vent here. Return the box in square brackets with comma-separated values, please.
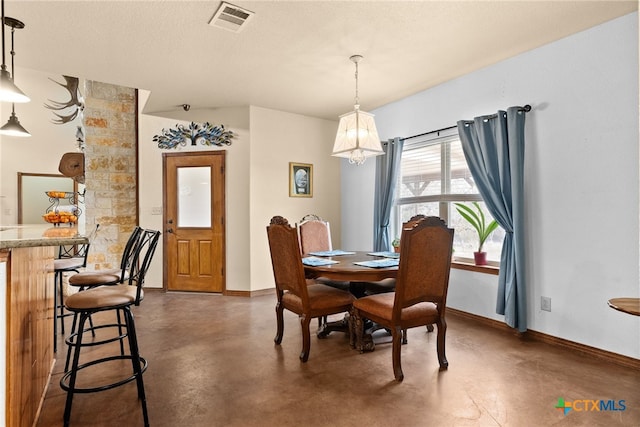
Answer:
[209, 2, 254, 33]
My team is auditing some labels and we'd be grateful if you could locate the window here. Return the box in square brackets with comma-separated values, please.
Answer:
[393, 129, 503, 263]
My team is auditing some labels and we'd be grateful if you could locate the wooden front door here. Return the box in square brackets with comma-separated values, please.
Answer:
[163, 152, 225, 292]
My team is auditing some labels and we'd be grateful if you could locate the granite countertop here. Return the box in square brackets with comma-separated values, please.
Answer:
[0, 224, 88, 249]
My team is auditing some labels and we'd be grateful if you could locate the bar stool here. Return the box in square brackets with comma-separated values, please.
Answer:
[68, 226, 142, 292]
[53, 224, 99, 352]
[64, 226, 142, 370]
[60, 228, 160, 427]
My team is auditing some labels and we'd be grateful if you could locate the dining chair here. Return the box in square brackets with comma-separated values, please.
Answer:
[267, 215, 355, 362]
[347, 214, 432, 347]
[362, 214, 435, 336]
[53, 223, 100, 352]
[60, 228, 160, 427]
[297, 214, 333, 254]
[297, 214, 350, 329]
[349, 216, 454, 381]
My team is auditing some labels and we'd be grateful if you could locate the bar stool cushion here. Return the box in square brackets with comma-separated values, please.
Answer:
[54, 257, 85, 271]
[68, 268, 124, 287]
[65, 284, 143, 311]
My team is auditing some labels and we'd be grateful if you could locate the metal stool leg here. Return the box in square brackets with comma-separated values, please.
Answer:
[64, 311, 98, 373]
[117, 308, 126, 356]
[54, 271, 60, 353]
[58, 272, 66, 334]
[63, 313, 88, 427]
[124, 307, 149, 426]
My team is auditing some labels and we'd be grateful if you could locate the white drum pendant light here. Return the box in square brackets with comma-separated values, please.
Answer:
[331, 55, 382, 165]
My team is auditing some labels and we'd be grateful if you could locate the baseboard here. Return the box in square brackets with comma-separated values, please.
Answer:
[224, 288, 273, 298]
[447, 307, 640, 370]
[152, 288, 273, 298]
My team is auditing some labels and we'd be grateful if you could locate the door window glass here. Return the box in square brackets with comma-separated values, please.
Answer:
[177, 166, 211, 227]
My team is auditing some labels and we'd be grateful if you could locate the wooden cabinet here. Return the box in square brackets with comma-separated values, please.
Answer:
[4, 246, 54, 427]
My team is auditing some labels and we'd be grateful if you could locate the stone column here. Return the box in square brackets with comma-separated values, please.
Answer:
[82, 81, 138, 270]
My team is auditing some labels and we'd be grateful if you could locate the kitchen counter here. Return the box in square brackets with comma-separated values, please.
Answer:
[0, 224, 88, 249]
[1, 224, 89, 426]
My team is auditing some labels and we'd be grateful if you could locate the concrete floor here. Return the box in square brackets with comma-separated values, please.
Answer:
[37, 291, 639, 427]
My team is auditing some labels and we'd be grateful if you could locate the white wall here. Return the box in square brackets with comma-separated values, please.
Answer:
[340, 159, 376, 251]
[342, 13, 640, 358]
[249, 106, 341, 291]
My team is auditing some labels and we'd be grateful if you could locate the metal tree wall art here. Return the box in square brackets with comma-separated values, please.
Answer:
[153, 122, 234, 149]
[44, 75, 84, 124]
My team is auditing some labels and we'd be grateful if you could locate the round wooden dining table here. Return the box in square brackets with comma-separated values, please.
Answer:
[607, 298, 640, 316]
[303, 251, 399, 341]
[303, 251, 398, 282]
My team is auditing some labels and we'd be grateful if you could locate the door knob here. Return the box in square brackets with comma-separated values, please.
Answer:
[167, 228, 173, 233]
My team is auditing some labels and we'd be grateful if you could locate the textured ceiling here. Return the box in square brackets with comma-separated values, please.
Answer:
[7, 0, 638, 120]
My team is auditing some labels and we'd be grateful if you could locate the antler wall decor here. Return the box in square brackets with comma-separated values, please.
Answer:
[153, 122, 234, 149]
[44, 75, 84, 124]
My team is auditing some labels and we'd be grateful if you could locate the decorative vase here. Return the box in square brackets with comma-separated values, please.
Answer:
[473, 251, 487, 266]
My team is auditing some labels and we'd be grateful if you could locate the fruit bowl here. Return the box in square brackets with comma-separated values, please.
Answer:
[43, 211, 78, 226]
[46, 191, 74, 199]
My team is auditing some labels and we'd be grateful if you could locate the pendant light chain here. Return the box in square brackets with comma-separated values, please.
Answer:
[354, 58, 359, 108]
[9, 22, 15, 115]
[9, 22, 14, 77]
[1, 0, 5, 73]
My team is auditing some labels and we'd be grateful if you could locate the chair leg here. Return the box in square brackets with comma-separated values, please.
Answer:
[63, 312, 88, 427]
[117, 309, 126, 356]
[123, 307, 150, 426]
[392, 326, 404, 382]
[274, 302, 284, 345]
[299, 314, 311, 363]
[436, 319, 448, 370]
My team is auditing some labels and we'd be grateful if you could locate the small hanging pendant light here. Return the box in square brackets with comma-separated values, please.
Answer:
[0, 0, 28, 103]
[331, 55, 383, 165]
[0, 15, 30, 137]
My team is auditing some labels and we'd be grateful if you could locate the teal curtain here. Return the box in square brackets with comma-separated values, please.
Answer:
[457, 107, 527, 332]
[373, 137, 404, 251]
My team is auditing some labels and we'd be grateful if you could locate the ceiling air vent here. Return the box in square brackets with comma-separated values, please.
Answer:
[209, 2, 254, 33]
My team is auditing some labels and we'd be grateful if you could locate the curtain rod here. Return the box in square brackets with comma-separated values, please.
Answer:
[400, 124, 458, 142]
[400, 104, 531, 142]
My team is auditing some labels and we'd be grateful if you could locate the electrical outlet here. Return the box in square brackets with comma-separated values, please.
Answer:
[151, 207, 162, 215]
[541, 296, 551, 312]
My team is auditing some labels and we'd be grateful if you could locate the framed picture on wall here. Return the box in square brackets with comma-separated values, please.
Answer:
[289, 162, 313, 198]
